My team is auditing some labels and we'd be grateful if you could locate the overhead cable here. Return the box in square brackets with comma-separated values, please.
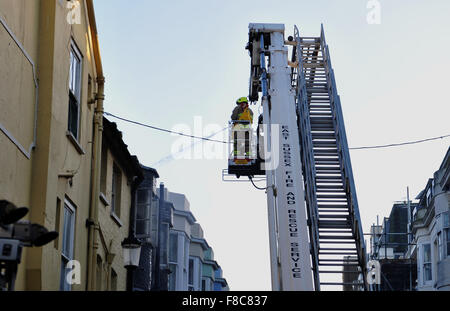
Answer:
[104, 111, 450, 151]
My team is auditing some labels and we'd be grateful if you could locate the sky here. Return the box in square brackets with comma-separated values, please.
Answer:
[93, 0, 450, 290]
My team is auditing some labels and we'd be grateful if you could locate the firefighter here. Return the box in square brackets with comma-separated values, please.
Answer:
[231, 97, 254, 122]
[231, 97, 253, 159]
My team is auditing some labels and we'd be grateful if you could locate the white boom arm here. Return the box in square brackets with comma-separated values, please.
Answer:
[250, 23, 314, 291]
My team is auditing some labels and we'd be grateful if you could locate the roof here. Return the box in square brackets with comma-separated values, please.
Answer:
[140, 164, 159, 178]
[416, 178, 433, 201]
[191, 237, 210, 250]
[173, 209, 196, 224]
[103, 117, 143, 181]
[439, 146, 450, 171]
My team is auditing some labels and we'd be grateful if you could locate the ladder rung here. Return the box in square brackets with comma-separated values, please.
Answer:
[314, 150, 338, 155]
[319, 248, 357, 251]
[315, 180, 343, 184]
[320, 282, 364, 286]
[319, 224, 351, 229]
[318, 270, 360, 274]
[319, 253, 357, 256]
[319, 263, 361, 266]
[319, 235, 354, 240]
[317, 194, 347, 198]
[319, 241, 355, 244]
[318, 209, 349, 213]
[316, 184, 343, 189]
[316, 189, 344, 193]
[316, 175, 342, 180]
[318, 206, 348, 210]
[319, 259, 358, 262]
[318, 215, 350, 220]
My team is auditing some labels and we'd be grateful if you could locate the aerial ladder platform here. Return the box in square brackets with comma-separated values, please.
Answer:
[229, 23, 368, 290]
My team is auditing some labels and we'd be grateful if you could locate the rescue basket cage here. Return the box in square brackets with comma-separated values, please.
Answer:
[227, 119, 265, 178]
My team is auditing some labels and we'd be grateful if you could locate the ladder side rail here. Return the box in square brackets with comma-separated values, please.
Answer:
[294, 25, 321, 290]
[266, 28, 314, 291]
[320, 37, 368, 289]
[259, 33, 281, 291]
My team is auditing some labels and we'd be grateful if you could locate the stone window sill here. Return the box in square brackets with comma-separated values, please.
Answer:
[66, 131, 85, 155]
[99, 192, 110, 206]
[111, 212, 123, 228]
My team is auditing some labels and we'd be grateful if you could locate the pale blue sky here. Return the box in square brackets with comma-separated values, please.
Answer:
[94, 0, 450, 290]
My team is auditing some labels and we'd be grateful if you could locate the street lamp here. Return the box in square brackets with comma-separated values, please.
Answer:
[121, 236, 142, 269]
[122, 236, 141, 291]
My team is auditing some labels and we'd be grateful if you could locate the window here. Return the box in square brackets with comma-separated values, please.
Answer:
[426, 188, 431, 206]
[188, 258, 194, 291]
[202, 279, 206, 291]
[423, 244, 432, 282]
[159, 224, 169, 266]
[438, 232, 444, 262]
[68, 41, 82, 139]
[136, 189, 150, 237]
[202, 277, 212, 291]
[111, 163, 122, 218]
[169, 232, 178, 263]
[111, 269, 118, 291]
[96, 255, 103, 291]
[148, 248, 153, 284]
[150, 197, 159, 244]
[447, 229, 450, 257]
[168, 232, 178, 290]
[60, 200, 76, 291]
[169, 263, 177, 291]
[444, 212, 450, 257]
[100, 145, 108, 195]
[54, 198, 61, 249]
[184, 239, 189, 269]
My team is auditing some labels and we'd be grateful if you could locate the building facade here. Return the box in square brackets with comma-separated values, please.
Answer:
[214, 266, 229, 291]
[95, 117, 143, 291]
[168, 191, 195, 291]
[411, 147, 450, 291]
[165, 190, 229, 291]
[0, 1, 140, 291]
[133, 165, 159, 291]
[368, 203, 418, 291]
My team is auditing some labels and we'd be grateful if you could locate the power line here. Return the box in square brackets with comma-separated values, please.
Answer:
[104, 111, 450, 151]
[152, 126, 231, 167]
[104, 111, 229, 144]
[349, 134, 450, 150]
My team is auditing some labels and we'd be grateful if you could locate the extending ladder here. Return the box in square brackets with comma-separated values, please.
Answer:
[292, 25, 368, 290]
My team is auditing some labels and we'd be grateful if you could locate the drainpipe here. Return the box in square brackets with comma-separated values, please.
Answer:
[86, 0, 104, 291]
[86, 78, 104, 291]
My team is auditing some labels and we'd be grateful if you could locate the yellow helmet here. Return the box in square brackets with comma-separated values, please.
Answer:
[236, 97, 248, 105]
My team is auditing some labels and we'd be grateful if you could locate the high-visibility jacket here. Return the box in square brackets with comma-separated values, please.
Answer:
[239, 108, 253, 122]
[231, 106, 253, 123]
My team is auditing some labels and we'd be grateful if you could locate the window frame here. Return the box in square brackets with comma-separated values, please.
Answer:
[422, 243, 432, 283]
[446, 229, 450, 258]
[169, 232, 178, 263]
[60, 199, 76, 291]
[188, 258, 194, 290]
[136, 188, 151, 238]
[111, 162, 122, 220]
[68, 39, 83, 140]
[169, 263, 177, 291]
[437, 232, 444, 262]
